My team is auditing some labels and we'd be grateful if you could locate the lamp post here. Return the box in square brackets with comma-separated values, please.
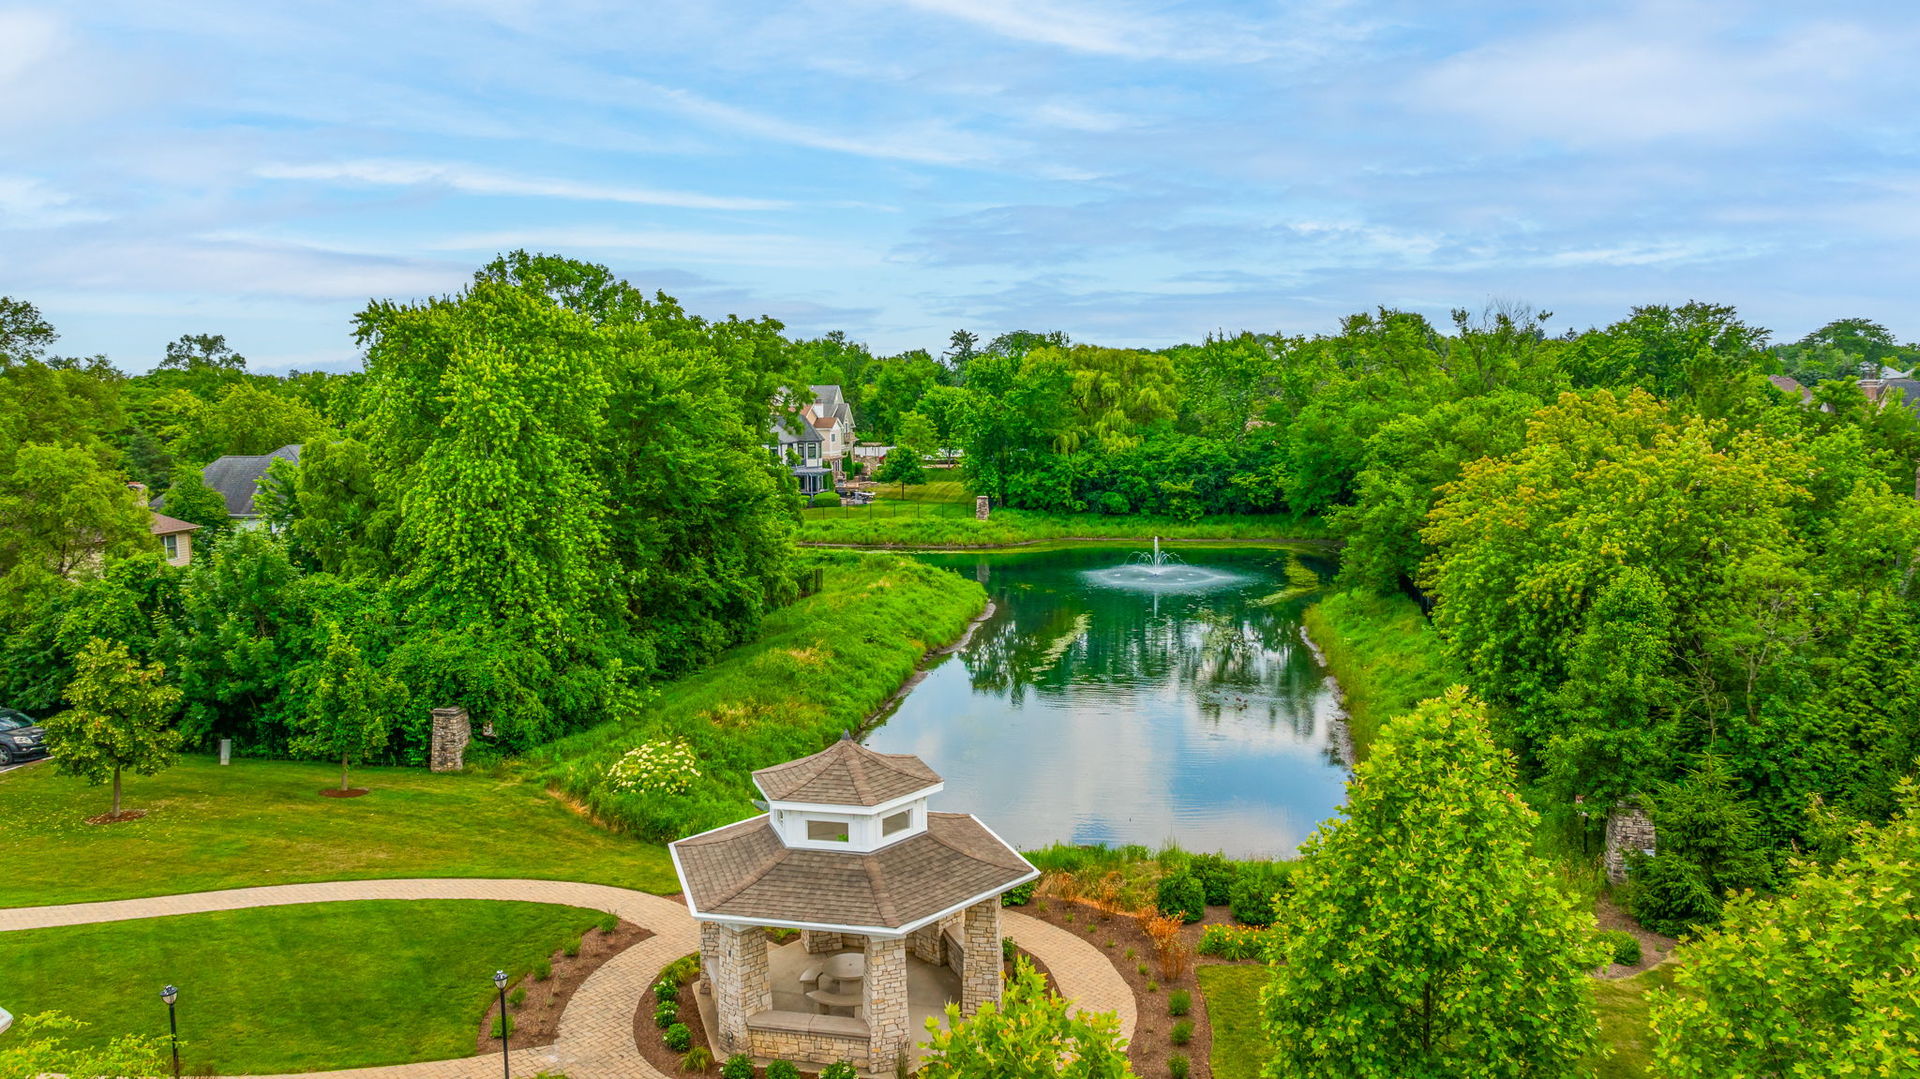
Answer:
[492, 970, 509, 1079]
[160, 984, 180, 1079]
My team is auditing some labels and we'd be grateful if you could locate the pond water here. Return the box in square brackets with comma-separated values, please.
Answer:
[863, 544, 1351, 858]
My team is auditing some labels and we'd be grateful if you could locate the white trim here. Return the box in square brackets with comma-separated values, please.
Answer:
[762, 783, 943, 817]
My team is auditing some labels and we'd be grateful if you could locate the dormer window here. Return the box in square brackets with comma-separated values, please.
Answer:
[882, 810, 911, 836]
[807, 819, 849, 843]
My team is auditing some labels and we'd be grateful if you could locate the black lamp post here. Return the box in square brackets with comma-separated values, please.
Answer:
[492, 970, 509, 1079]
[159, 984, 180, 1079]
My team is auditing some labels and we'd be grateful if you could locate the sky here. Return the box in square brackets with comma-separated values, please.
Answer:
[4, 0, 1919, 372]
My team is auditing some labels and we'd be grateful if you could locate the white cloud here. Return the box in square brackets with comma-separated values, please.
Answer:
[646, 84, 1006, 167]
[0, 175, 107, 228]
[0, 9, 61, 83]
[1412, 10, 1890, 144]
[429, 227, 884, 269]
[255, 159, 788, 211]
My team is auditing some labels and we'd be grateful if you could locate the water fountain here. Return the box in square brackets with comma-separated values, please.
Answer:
[1084, 536, 1241, 591]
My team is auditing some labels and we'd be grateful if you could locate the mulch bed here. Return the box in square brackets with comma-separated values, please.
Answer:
[1019, 898, 1217, 1079]
[86, 809, 148, 824]
[633, 939, 1054, 1076]
[1593, 893, 1679, 978]
[475, 919, 654, 1053]
[318, 788, 369, 798]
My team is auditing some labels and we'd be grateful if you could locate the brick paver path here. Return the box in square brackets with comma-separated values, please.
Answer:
[2, 882, 1136, 1076]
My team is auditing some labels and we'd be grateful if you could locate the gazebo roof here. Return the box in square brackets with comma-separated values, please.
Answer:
[671, 812, 1035, 935]
[751, 738, 941, 807]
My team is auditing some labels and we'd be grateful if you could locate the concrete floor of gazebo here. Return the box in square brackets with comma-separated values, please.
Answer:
[696, 936, 963, 1072]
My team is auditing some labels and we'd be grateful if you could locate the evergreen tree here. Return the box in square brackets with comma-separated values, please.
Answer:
[41, 638, 183, 817]
[1263, 688, 1601, 1079]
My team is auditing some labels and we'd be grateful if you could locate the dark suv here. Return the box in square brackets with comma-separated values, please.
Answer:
[0, 709, 47, 765]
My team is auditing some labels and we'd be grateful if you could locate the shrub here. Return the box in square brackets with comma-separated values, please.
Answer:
[1169, 1054, 1190, 1079]
[1146, 980, 1159, 992]
[491, 1012, 514, 1038]
[1229, 861, 1294, 926]
[680, 1047, 713, 1072]
[654, 976, 680, 999]
[1168, 990, 1191, 1017]
[1627, 851, 1721, 937]
[1156, 874, 1205, 923]
[1596, 928, 1641, 967]
[534, 958, 552, 981]
[1001, 879, 1037, 906]
[813, 491, 842, 508]
[663, 1023, 692, 1052]
[767, 1063, 801, 1079]
[721, 1054, 754, 1079]
[563, 936, 582, 958]
[508, 986, 527, 1009]
[654, 1001, 680, 1028]
[1199, 924, 1271, 960]
[1189, 853, 1237, 906]
[1100, 491, 1130, 515]
[1001, 936, 1015, 962]
[1170, 1020, 1193, 1046]
[822, 1063, 859, 1079]
[605, 739, 702, 795]
[598, 913, 619, 934]
[1137, 963, 1150, 976]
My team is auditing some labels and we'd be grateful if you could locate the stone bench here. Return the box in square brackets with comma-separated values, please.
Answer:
[746, 1009, 870, 1066]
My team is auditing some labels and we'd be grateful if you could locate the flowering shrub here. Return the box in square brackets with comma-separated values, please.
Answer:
[1198, 923, 1272, 961]
[606, 740, 701, 795]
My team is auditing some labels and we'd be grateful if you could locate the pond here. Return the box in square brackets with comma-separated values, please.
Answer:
[863, 543, 1351, 859]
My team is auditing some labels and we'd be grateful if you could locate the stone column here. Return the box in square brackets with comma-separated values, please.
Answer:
[704, 923, 771, 1054]
[1604, 806, 1658, 885]
[428, 707, 470, 772]
[960, 898, 1001, 1018]
[908, 922, 943, 964]
[863, 935, 910, 1071]
[801, 929, 843, 954]
[975, 495, 990, 520]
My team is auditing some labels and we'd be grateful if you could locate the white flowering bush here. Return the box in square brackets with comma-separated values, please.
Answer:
[606, 739, 701, 795]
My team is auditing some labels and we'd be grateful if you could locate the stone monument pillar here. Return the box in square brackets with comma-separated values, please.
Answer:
[975, 495, 990, 520]
[960, 897, 1001, 1017]
[429, 707, 471, 773]
[1604, 805, 1658, 885]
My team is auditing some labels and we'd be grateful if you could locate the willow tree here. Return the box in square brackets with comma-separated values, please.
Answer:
[1263, 688, 1600, 1078]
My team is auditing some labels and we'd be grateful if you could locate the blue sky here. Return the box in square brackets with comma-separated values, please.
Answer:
[4, 1, 1918, 371]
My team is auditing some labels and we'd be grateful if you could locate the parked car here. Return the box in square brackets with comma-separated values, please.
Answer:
[0, 708, 47, 765]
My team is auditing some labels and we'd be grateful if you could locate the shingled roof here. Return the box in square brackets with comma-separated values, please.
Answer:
[672, 812, 1034, 931]
[752, 738, 941, 806]
[200, 444, 302, 516]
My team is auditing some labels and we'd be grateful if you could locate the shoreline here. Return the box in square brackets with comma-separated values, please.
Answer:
[802, 535, 1341, 552]
[856, 598, 996, 737]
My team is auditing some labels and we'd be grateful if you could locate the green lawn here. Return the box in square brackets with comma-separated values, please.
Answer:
[1197, 964, 1269, 1079]
[1590, 964, 1679, 1078]
[0, 900, 603, 1074]
[0, 756, 677, 907]
[1300, 589, 1458, 758]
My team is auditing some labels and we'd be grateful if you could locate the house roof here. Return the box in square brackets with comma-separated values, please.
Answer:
[671, 812, 1034, 933]
[809, 384, 854, 427]
[148, 512, 202, 536]
[753, 738, 941, 806]
[200, 444, 302, 516]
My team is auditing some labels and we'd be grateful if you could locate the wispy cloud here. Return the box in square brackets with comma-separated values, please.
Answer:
[642, 83, 1007, 167]
[884, 0, 1340, 63]
[0, 175, 108, 228]
[429, 227, 886, 269]
[255, 160, 789, 211]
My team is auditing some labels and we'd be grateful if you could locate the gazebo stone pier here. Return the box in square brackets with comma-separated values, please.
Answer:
[671, 737, 1037, 1072]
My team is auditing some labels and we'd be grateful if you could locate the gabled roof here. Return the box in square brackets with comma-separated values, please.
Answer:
[753, 738, 941, 806]
[201, 444, 302, 516]
[809, 384, 854, 427]
[148, 512, 201, 536]
[672, 812, 1034, 933]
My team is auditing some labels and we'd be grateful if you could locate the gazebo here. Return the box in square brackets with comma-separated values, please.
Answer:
[670, 737, 1038, 1071]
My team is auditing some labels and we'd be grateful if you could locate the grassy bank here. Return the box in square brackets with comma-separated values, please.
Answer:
[537, 550, 987, 840]
[798, 478, 1328, 548]
[0, 756, 676, 907]
[0, 900, 602, 1073]
[1300, 589, 1457, 758]
[1590, 964, 1679, 1078]
[1197, 964, 1269, 1079]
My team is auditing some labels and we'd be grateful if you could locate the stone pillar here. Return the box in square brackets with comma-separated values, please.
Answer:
[960, 898, 1001, 1018]
[801, 929, 843, 954]
[975, 495, 990, 520]
[1604, 806, 1658, 885]
[428, 707, 470, 772]
[703, 923, 771, 1054]
[863, 935, 910, 1071]
[908, 922, 943, 964]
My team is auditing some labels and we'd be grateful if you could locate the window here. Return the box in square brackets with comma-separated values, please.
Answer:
[162, 534, 179, 560]
[807, 819, 849, 842]
[882, 810, 911, 836]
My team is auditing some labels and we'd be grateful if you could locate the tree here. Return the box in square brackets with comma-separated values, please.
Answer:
[159, 333, 247, 373]
[162, 462, 231, 541]
[289, 620, 400, 791]
[1629, 756, 1776, 936]
[917, 959, 1134, 1078]
[875, 446, 926, 497]
[0, 296, 58, 368]
[41, 638, 183, 817]
[1648, 791, 1920, 1077]
[0, 1011, 170, 1079]
[896, 411, 938, 457]
[1263, 688, 1601, 1079]
[0, 444, 151, 582]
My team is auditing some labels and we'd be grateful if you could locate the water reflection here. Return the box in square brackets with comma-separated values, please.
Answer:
[863, 545, 1351, 858]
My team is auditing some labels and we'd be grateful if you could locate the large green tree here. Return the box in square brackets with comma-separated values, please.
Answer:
[0, 444, 151, 583]
[918, 960, 1134, 1078]
[289, 620, 401, 791]
[163, 462, 232, 540]
[1263, 688, 1600, 1079]
[41, 638, 184, 817]
[1648, 793, 1920, 1077]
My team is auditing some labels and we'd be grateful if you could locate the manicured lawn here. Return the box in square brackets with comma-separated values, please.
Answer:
[0, 900, 603, 1074]
[0, 756, 677, 907]
[1300, 589, 1458, 758]
[1197, 963, 1269, 1079]
[1590, 963, 1679, 1078]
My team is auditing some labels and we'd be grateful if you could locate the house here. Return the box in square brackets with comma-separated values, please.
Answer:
[1860, 371, 1920, 416]
[807, 384, 856, 476]
[1767, 374, 1816, 406]
[149, 512, 201, 566]
[774, 417, 832, 496]
[773, 387, 856, 496]
[199, 444, 302, 528]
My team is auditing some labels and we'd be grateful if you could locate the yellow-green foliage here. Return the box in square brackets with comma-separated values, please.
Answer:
[1301, 589, 1455, 758]
[538, 552, 986, 839]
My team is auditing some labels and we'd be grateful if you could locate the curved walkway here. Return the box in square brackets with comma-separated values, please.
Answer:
[0, 881, 1135, 1076]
